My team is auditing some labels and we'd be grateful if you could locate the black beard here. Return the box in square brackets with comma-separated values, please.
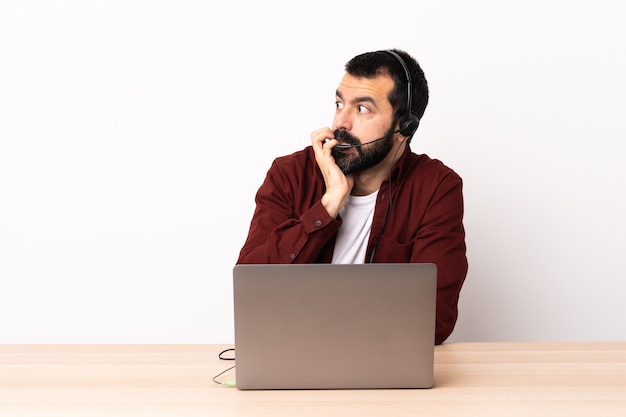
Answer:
[331, 127, 395, 175]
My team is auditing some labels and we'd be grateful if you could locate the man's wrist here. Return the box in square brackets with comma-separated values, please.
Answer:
[321, 193, 344, 219]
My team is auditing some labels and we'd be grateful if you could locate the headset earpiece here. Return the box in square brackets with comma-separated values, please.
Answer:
[397, 114, 419, 137]
[386, 50, 420, 139]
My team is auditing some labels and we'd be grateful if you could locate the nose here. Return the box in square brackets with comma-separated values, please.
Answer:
[332, 107, 352, 132]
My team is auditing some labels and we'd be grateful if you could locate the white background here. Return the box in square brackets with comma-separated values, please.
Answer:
[1, 1, 625, 343]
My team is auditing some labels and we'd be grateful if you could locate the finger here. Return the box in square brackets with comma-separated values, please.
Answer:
[311, 127, 334, 150]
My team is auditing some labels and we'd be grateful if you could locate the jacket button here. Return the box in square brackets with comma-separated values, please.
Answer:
[289, 253, 296, 259]
[315, 220, 322, 227]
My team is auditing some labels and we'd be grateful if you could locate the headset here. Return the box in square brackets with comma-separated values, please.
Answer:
[385, 50, 420, 138]
[367, 51, 421, 263]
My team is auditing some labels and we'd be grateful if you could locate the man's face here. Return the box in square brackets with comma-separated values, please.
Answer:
[331, 73, 397, 175]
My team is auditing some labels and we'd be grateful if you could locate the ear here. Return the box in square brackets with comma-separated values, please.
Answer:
[394, 127, 409, 142]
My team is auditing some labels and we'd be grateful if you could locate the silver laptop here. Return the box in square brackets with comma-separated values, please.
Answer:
[232, 263, 437, 390]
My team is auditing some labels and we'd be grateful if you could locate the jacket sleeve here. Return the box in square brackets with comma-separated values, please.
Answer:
[237, 158, 341, 264]
[411, 174, 468, 345]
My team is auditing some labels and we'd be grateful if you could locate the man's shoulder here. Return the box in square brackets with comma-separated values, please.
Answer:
[404, 152, 463, 182]
[268, 146, 319, 178]
[270, 146, 317, 171]
[274, 146, 314, 164]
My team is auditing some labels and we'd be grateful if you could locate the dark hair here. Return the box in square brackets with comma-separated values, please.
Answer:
[345, 49, 429, 127]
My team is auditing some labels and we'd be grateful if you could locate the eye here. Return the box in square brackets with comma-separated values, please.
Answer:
[335, 101, 344, 110]
[356, 104, 371, 114]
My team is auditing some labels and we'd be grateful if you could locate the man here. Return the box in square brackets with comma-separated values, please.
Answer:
[237, 49, 467, 344]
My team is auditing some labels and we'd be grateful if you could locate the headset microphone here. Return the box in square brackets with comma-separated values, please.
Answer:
[333, 134, 391, 150]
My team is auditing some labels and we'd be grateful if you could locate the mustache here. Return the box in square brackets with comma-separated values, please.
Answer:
[333, 129, 361, 146]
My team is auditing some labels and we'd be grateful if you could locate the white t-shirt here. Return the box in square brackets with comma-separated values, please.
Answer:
[331, 190, 379, 264]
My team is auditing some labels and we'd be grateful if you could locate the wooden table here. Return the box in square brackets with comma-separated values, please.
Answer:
[1, 342, 625, 416]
